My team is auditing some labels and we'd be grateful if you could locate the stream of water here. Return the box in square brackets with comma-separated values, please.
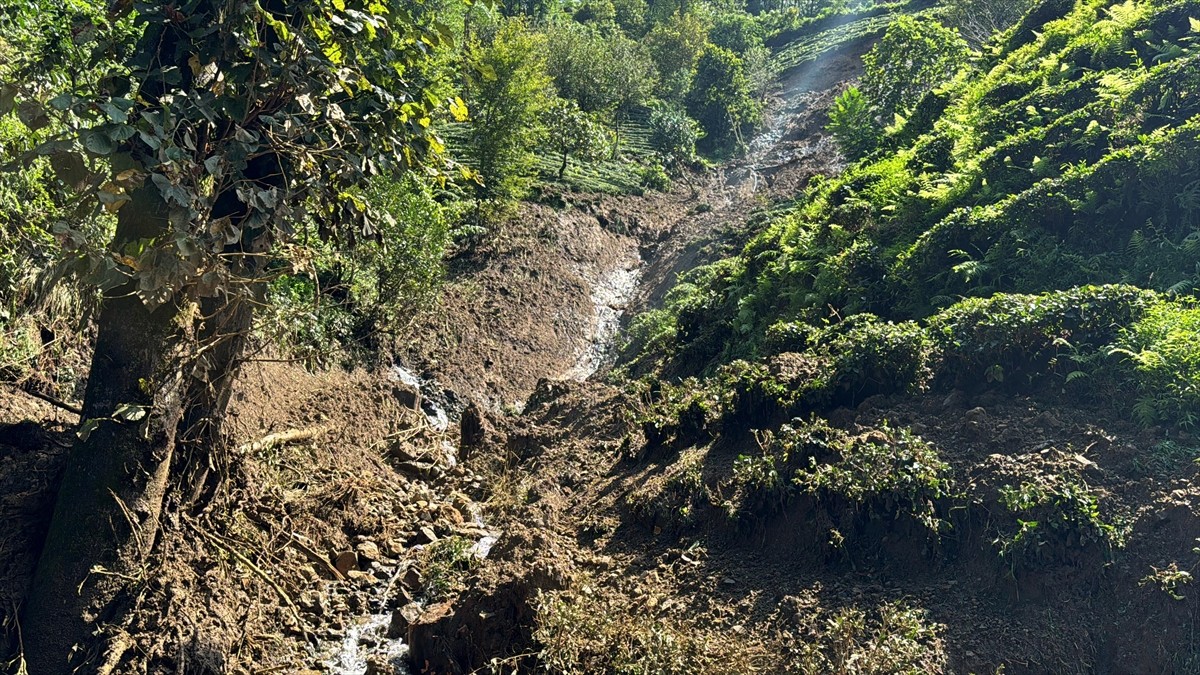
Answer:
[561, 263, 643, 381]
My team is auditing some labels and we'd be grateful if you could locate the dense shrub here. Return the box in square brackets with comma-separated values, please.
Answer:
[927, 285, 1157, 388]
[794, 423, 952, 532]
[686, 45, 762, 151]
[827, 86, 882, 159]
[260, 173, 457, 366]
[544, 22, 655, 116]
[994, 478, 1122, 568]
[1113, 300, 1200, 427]
[723, 315, 934, 423]
[810, 315, 936, 403]
[861, 16, 969, 122]
[723, 418, 952, 536]
[645, 11, 709, 102]
[648, 104, 704, 166]
[466, 19, 553, 214]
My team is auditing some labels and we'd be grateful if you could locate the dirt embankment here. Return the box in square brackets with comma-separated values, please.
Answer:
[412, 378, 1200, 673]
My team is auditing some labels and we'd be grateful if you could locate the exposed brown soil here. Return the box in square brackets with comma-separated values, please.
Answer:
[397, 47, 856, 414]
[0, 362, 504, 673]
[418, 379, 1200, 674]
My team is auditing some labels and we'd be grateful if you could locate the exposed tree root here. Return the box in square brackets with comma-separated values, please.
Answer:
[235, 424, 332, 455]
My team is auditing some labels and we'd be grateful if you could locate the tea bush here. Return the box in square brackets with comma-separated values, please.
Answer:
[793, 423, 952, 532]
[927, 284, 1157, 387]
[994, 478, 1123, 567]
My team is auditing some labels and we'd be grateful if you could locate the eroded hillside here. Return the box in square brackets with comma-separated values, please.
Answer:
[3, 0, 1200, 673]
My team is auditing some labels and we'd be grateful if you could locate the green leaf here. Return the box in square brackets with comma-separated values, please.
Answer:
[113, 403, 148, 422]
[449, 96, 468, 122]
[84, 129, 116, 156]
[77, 418, 101, 441]
[0, 85, 15, 115]
[49, 93, 75, 111]
[1189, 17, 1200, 33]
[204, 155, 222, 176]
[100, 101, 129, 123]
[17, 100, 49, 131]
[50, 152, 89, 189]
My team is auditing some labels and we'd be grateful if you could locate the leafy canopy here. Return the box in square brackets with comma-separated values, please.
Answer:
[3, 0, 458, 310]
[861, 15, 969, 123]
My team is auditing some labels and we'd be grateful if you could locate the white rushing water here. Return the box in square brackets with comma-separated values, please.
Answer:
[322, 612, 410, 674]
[388, 364, 450, 431]
[562, 263, 643, 381]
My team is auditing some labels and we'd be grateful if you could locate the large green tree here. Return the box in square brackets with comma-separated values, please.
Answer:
[2, 0, 456, 671]
[543, 97, 609, 179]
[861, 15, 970, 122]
[686, 43, 760, 151]
[465, 17, 552, 214]
[645, 10, 709, 101]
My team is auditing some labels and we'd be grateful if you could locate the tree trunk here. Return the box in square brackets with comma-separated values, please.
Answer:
[177, 269, 259, 508]
[23, 185, 185, 674]
[559, 150, 568, 180]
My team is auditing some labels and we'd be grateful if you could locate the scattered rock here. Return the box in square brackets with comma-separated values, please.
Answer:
[334, 550, 359, 575]
[383, 537, 407, 557]
[401, 566, 422, 590]
[387, 602, 424, 639]
[393, 383, 421, 410]
[406, 600, 456, 665]
[356, 540, 382, 565]
[346, 570, 373, 583]
[365, 655, 399, 675]
[411, 525, 438, 546]
[460, 401, 491, 457]
[396, 461, 440, 479]
[942, 390, 967, 409]
[440, 504, 465, 525]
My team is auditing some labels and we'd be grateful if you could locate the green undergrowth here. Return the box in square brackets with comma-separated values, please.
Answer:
[624, 0, 1200, 434]
[628, 408, 1126, 572]
[993, 477, 1125, 568]
[632, 284, 1199, 441]
[726, 419, 953, 532]
[626, 0, 1200, 406]
[727, 286, 1198, 428]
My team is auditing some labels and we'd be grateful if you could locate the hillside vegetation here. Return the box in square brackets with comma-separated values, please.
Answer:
[628, 0, 1200, 428]
[4, 0, 1200, 672]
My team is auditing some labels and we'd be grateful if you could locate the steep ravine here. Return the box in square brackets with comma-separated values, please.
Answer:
[324, 46, 867, 675]
[401, 45, 863, 405]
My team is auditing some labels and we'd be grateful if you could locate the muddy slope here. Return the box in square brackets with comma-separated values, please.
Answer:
[409, 380, 1200, 674]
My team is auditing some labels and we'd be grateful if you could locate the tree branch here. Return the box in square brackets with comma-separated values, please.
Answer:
[3, 382, 83, 416]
